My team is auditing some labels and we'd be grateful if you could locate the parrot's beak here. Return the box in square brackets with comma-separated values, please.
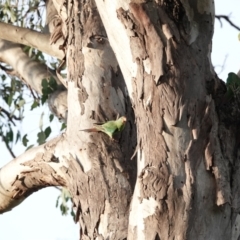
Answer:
[122, 116, 127, 122]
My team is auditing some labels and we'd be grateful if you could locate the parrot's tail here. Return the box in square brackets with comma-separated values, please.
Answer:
[80, 128, 100, 132]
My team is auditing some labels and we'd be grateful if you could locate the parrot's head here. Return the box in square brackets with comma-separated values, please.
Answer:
[120, 116, 127, 123]
[116, 116, 127, 131]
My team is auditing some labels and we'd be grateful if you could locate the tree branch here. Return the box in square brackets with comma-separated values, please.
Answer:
[0, 40, 68, 121]
[0, 40, 59, 93]
[215, 15, 240, 31]
[0, 135, 67, 214]
[0, 21, 64, 59]
[0, 106, 22, 122]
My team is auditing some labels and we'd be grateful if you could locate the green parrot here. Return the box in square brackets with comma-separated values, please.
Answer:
[226, 72, 240, 98]
[80, 116, 127, 139]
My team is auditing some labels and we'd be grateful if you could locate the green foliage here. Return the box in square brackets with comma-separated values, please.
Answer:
[41, 77, 58, 104]
[37, 126, 52, 145]
[31, 100, 40, 110]
[15, 130, 21, 143]
[0, 0, 62, 155]
[0, 0, 46, 153]
[61, 122, 67, 131]
[0, 0, 68, 218]
[25, 144, 34, 150]
[22, 134, 29, 147]
[1, 76, 25, 110]
[56, 188, 75, 219]
[0, 75, 25, 152]
[4, 128, 13, 146]
[226, 72, 240, 98]
[49, 114, 54, 122]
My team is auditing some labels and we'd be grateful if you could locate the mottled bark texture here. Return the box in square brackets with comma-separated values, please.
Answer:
[94, 0, 235, 239]
[63, 0, 136, 239]
[2, 0, 240, 239]
[0, 136, 67, 213]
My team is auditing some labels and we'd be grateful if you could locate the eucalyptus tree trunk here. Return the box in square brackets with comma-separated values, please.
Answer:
[67, 0, 231, 239]
[1, 0, 240, 240]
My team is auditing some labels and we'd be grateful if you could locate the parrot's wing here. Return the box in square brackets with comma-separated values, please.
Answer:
[118, 122, 126, 132]
[102, 121, 117, 129]
[101, 122, 118, 135]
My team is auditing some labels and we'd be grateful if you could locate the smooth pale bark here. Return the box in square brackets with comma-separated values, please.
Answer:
[0, 40, 59, 92]
[63, 1, 136, 238]
[0, 39, 68, 121]
[0, 22, 64, 59]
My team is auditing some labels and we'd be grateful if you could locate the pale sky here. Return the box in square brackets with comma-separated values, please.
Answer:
[0, 1, 240, 239]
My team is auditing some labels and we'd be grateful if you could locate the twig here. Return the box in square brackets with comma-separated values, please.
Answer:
[214, 54, 228, 76]
[2, 136, 16, 158]
[0, 64, 13, 73]
[1, 64, 40, 100]
[215, 15, 240, 31]
[0, 107, 22, 125]
[54, 186, 62, 192]
[27, 83, 39, 100]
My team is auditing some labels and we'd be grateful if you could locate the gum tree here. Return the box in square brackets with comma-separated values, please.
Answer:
[0, 0, 239, 239]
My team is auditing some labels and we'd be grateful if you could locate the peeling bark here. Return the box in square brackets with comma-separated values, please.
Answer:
[1, 0, 240, 240]
[63, 0, 136, 239]
[0, 135, 67, 213]
[96, 0, 232, 239]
